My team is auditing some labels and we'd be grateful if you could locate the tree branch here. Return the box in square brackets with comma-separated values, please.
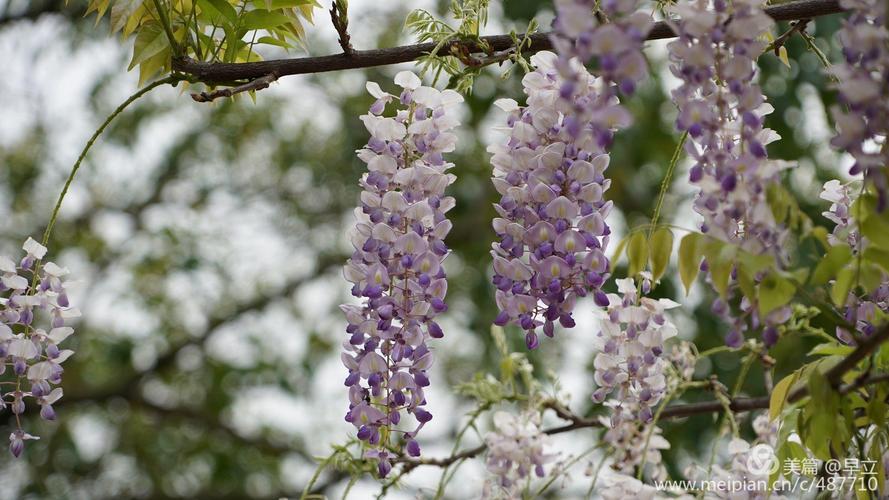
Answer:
[190, 73, 278, 102]
[53, 254, 342, 409]
[171, 0, 845, 84]
[0, 0, 65, 26]
[397, 324, 889, 472]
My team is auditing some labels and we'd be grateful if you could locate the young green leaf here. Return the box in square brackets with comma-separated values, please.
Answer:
[197, 0, 238, 26]
[704, 240, 733, 298]
[649, 227, 673, 282]
[811, 245, 853, 285]
[864, 247, 889, 274]
[626, 231, 648, 276]
[129, 23, 169, 71]
[241, 10, 293, 31]
[861, 212, 889, 248]
[678, 233, 703, 295]
[830, 267, 855, 307]
[758, 272, 796, 318]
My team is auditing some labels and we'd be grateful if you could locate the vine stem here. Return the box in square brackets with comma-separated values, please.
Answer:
[649, 130, 688, 237]
[40, 76, 178, 248]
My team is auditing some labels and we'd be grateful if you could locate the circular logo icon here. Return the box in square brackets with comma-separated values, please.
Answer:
[746, 444, 779, 476]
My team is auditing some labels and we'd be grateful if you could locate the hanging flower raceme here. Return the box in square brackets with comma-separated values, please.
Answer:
[597, 401, 672, 490]
[341, 72, 463, 475]
[668, 0, 797, 348]
[549, 0, 651, 170]
[819, 180, 889, 344]
[668, 0, 788, 256]
[482, 409, 553, 499]
[551, 0, 652, 97]
[489, 52, 617, 349]
[591, 275, 679, 423]
[831, 0, 889, 209]
[1, 238, 78, 457]
[685, 415, 785, 500]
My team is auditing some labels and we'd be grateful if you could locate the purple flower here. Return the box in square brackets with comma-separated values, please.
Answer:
[592, 276, 680, 424]
[342, 72, 463, 467]
[830, 0, 889, 206]
[819, 180, 889, 344]
[667, 0, 798, 347]
[488, 52, 620, 345]
[482, 410, 554, 498]
[1, 239, 78, 457]
[668, 0, 789, 257]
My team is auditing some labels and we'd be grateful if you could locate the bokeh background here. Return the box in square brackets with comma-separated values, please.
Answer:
[0, 0, 853, 498]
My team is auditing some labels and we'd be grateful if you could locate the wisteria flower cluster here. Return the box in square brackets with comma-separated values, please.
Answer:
[552, 0, 652, 97]
[592, 275, 680, 423]
[482, 409, 553, 499]
[600, 401, 671, 481]
[341, 71, 463, 475]
[599, 472, 675, 500]
[1, 238, 78, 457]
[831, 0, 889, 209]
[668, 0, 788, 257]
[489, 51, 617, 349]
[820, 180, 889, 344]
[668, 0, 798, 348]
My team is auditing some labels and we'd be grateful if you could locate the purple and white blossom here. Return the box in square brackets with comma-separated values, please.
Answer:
[592, 275, 679, 423]
[668, 0, 797, 348]
[341, 72, 463, 473]
[820, 179, 859, 248]
[1, 238, 78, 457]
[552, 0, 652, 97]
[668, 0, 789, 256]
[600, 400, 671, 481]
[482, 409, 553, 499]
[830, 0, 889, 209]
[599, 470, 686, 499]
[489, 52, 618, 348]
[819, 180, 889, 344]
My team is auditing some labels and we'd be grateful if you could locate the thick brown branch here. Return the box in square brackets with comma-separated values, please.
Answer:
[172, 0, 845, 84]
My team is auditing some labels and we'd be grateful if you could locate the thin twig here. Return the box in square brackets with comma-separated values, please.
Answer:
[190, 73, 278, 102]
[394, 325, 889, 471]
[765, 18, 811, 55]
[329, 0, 353, 55]
[41, 76, 179, 247]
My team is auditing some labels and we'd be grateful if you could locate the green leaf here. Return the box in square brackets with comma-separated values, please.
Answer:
[626, 231, 648, 276]
[241, 9, 293, 30]
[807, 343, 854, 357]
[866, 397, 887, 428]
[197, 0, 238, 26]
[704, 240, 734, 298]
[770, 370, 799, 420]
[736, 266, 756, 300]
[812, 245, 853, 285]
[678, 233, 703, 295]
[830, 267, 855, 307]
[758, 272, 796, 318]
[864, 247, 889, 274]
[253, 0, 312, 8]
[256, 35, 292, 48]
[861, 212, 889, 248]
[128, 23, 169, 70]
[649, 227, 673, 282]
